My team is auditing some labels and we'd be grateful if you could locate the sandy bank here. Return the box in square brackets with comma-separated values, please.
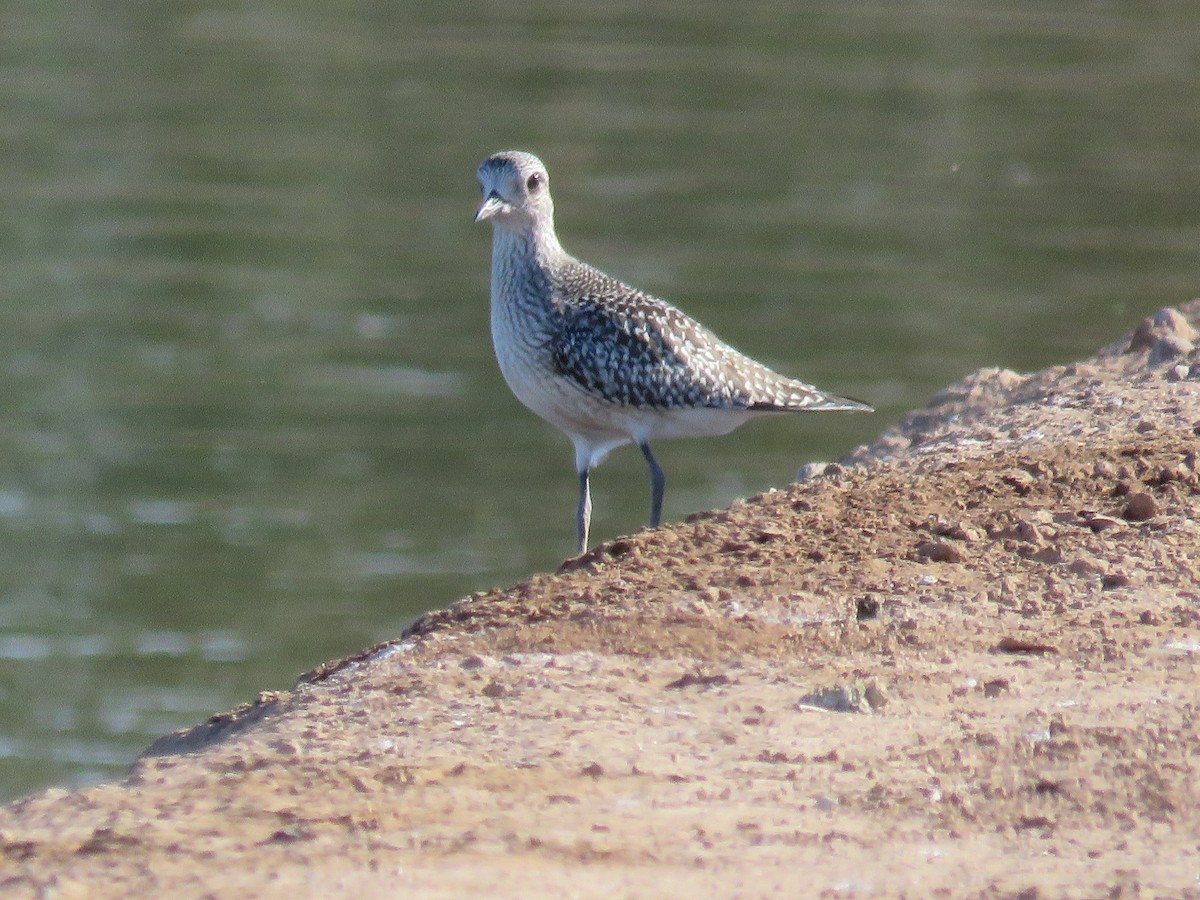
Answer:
[1, 302, 1199, 898]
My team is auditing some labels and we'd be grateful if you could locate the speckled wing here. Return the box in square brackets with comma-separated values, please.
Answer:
[549, 262, 864, 412]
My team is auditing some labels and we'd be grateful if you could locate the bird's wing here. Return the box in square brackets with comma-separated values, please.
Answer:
[549, 263, 770, 409]
[550, 262, 872, 413]
[550, 296, 743, 409]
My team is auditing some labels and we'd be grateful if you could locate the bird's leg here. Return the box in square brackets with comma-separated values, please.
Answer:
[638, 442, 665, 528]
[576, 468, 592, 554]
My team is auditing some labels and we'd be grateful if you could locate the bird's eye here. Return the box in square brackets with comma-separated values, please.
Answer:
[526, 173, 543, 192]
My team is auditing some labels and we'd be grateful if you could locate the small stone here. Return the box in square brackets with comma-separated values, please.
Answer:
[1068, 556, 1106, 577]
[1002, 470, 1037, 495]
[461, 654, 496, 670]
[982, 678, 1010, 698]
[1029, 546, 1063, 564]
[481, 679, 509, 698]
[914, 540, 965, 563]
[862, 681, 888, 710]
[665, 672, 731, 690]
[1085, 514, 1123, 533]
[1101, 573, 1131, 590]
[796, 683, 874, 714]
[1167, 363, 1191, 382]
[952, 523, 985, 543]
[796, 461, 830, 481]
[1128, 306, 1199, 352]
[995, 636, 1057, 655]
[1012, 521, 1044, 544]
[1148, 335, 1195, 366]
[933, 519, 984, 542]
[855, 595, 881, 621]
[1123, 492, 1157, 521]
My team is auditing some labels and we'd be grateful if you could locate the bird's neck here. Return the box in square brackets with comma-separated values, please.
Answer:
[488, 218, 564, 359]
[491, 218, 565, 271]
[489, 219, 567, 316]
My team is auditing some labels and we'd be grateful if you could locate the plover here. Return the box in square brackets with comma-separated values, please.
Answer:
[475, 150, 872, 553]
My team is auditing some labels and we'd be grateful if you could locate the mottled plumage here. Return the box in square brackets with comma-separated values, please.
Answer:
[475, 150, 872, 553]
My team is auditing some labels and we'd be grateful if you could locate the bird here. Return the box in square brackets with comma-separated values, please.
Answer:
[475, 150, 872, 554]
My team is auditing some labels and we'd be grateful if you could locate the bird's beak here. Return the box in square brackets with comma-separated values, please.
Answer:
[474, 192, 506, 223]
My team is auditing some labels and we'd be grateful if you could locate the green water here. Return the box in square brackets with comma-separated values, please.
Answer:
[0, 2, 1197, 799]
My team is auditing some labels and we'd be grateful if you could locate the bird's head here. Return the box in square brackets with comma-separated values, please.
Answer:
[475, 151, 554, 228]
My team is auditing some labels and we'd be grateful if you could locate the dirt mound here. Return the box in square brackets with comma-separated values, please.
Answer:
[1, 302, 1198, 898]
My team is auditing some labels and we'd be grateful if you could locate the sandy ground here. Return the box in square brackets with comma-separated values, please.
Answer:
[2, 302, 1200, 898]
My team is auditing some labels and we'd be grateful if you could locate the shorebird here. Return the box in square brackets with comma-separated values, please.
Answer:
[475, 150, 872, 554]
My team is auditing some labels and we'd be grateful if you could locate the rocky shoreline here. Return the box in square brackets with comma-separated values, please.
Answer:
[1, 302, 1198, 897]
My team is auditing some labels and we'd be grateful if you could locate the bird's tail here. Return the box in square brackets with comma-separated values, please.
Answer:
[750, 380, 874, 414]
[803, 392, 874, 413]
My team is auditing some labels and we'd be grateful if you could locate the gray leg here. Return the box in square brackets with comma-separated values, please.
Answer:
[638, 442, 664, 528]
[576, 468, 592, 553]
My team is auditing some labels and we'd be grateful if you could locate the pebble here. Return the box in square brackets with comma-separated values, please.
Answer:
[1028, 546, 1063, 564]
[983, 678, 1010, 698]
[1068, 556, 1106, 577]
[855, 595, 881, 621]
[1012, 521, 1044, 544]
[1085, 514, 1124, 533]
[915, 540, 965, 563]
[460, 654, 496, 670]
[796, 680, 887, 714]
[1148, 334, 1195, 366]
[932, 519, 984, 542]
[1122, 492, 1157, 521]
[796, 462, 830, 481]
[481, 680, 509, 698]
[1128, 306, 1199, 351]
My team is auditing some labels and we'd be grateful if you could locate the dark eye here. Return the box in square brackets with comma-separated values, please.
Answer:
[526, 173, 543, 191]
